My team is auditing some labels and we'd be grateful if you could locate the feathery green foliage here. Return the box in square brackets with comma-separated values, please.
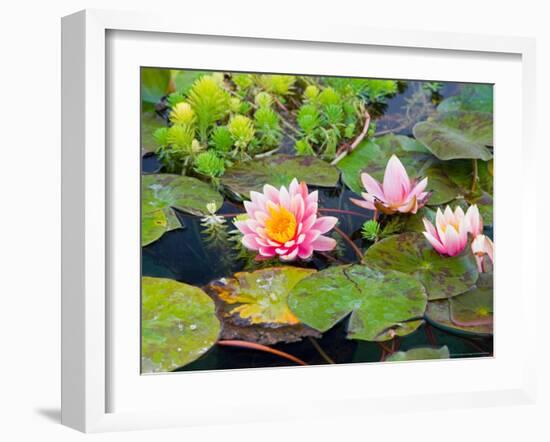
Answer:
[194, 150, 226, 177]
[256, 74, 296, 97]
[303, 85, 320, 103]
[169, 102, 196, 126]
[297, 104, 321, 135]
[318, 87, 342, 107]
[295, 139, 316, 156]
[323, 104, 344, 126]
[361, 220, 380, 241]
[187, 76, 231, 142]
[255, 91, 274, 109]
[254, 107, 282, 148]
[210, 126, 234, 152]
[228, 115, 255, 150]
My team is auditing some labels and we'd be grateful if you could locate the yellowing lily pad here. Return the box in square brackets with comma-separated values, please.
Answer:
[141, 174, 222, 246]
[141, 277, 221, 373]
[413, 111, 493, 161]
[287, 265, 427, 341]
[385, 346, 450, 362]
[205, 267, 321, 345]
[221, 154, 339, 198]
[364, 232, 479, 300]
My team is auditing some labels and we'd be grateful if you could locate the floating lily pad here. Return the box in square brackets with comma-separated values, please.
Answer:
[141, 277, 221, 373]
[364, 232, 478, 300]
[385, 346, 450, 362]
[221, 154, 340, 198]
[205, 267, 320, 345]
[288, 264, 427, 341]
[141, 111, 166, 155]
[338, 138, 462, 205]
[141, 67, 172, 106]
[425, 271, 493, 336]
[438, 85, 493, 113]
[141, 174, 221, 246]
[413, 111, 493, 161]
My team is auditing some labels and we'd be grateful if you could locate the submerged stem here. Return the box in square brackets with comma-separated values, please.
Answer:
[318, 208, 371, 219]
[217, 340, 308, 366]
[308, 337, 336, 364]
[333, 225, 364, 263]
[471, 159, 479, 192]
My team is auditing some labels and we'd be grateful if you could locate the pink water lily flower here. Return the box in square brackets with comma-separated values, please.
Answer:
[350, 155, 430, 215]
[465, 204, 494, 272]
[471, 234, 494, 273]
[422, 206, 469, 256]
[234, 178, 338, 261]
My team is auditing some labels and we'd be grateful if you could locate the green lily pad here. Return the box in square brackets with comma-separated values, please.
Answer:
[425, 271, 493, 336]
[141, 111, 166, 155]
[141, 174, 221, 246]
[413, 111, 493, 161]
[338, 138, 462, 205]
[364, 232, 478, 300]
[438, 85, 493, 113]
[287, 264, 427, 341]
[221, 154, 340, 198]
[173, 70, 207, 94]
[141, 277, 221, 373]
[142, 174, 222, 216]
[386, 346, 450, 362]
[205, 267, 321, 345]
[141, 67, 172, 105]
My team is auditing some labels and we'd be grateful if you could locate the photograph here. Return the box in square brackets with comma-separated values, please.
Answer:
[140, 68, 494, 373]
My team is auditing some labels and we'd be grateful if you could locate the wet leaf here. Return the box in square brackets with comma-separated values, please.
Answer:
[438, 85, 493, 113]
[339, 137, 463, 205]
[288, 264, 427, 341]
[141, 174, 221, 246]
[141, 277, 221, 373]
[142, 174, 223, 216]
[386, 346, 450, 362]
[364, 232, 478, 300]
[221, 154, 340, 198]
[208, 267, 316, 326]
[425, 271, 493, 336]
[141, 111, 166, 155]
[413, 111, 493, 160]
[141, 68, 172, 105]
[205, 267, 320, 345]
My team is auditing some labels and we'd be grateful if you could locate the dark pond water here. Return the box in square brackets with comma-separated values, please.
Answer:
[142, 80, 493, 371]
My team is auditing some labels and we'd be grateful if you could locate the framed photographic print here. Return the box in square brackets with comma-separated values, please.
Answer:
[61, 9, 538, 432]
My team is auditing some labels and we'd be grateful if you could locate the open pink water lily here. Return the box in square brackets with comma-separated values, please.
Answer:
[350, 155, 430, 215]
[234, 178, 338, 261]
[422, 206, 469, 257]
[471, 234, 494, 273]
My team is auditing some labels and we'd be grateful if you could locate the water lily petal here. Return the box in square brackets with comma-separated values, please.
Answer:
[383, 155, 411, 204]
[310, 235, 337, 252]
[312, 216, 338, 234]
[350, 197, 376, 210]
[360, 172, 385, 199]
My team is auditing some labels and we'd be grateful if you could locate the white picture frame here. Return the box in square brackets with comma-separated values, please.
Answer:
[61, 9, 538, 433]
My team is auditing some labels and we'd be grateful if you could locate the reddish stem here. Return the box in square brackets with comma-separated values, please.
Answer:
[318, 208, 371, 219]
[333, 225, 364, 262]
[217, 340, 308, 366]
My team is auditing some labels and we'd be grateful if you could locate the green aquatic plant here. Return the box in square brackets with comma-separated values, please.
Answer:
[303, 84, 320, 103]
[187, 76, 231, 143]
[297, 104, 321, 136]
[166, 91, 186, 108]
[228, 115, 256, 151]
[194, 150, 226, 178]
[232, 73, 253, 94]
[254, 91, 274, 109]
[323, 104, 344, 126]
[256, 74, 296, 97]
[318, 87, 342, 107]
[169, 102, 196, 126]
[254, 106, 282, 148]
[210, 125, 234, 152]
[295, 138, 315, 156]
[361, 220, 380, 242]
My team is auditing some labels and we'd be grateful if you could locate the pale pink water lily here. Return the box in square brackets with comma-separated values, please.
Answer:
[422, 206, 469, 257]
[234, 178, 338, 261]
[350, 154, 430, 215]
[471, 234, 494, 273]
[465, 204, 494, 272]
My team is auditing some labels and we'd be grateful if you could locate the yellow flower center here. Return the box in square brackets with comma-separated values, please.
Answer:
[265, 205, 297, 244]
